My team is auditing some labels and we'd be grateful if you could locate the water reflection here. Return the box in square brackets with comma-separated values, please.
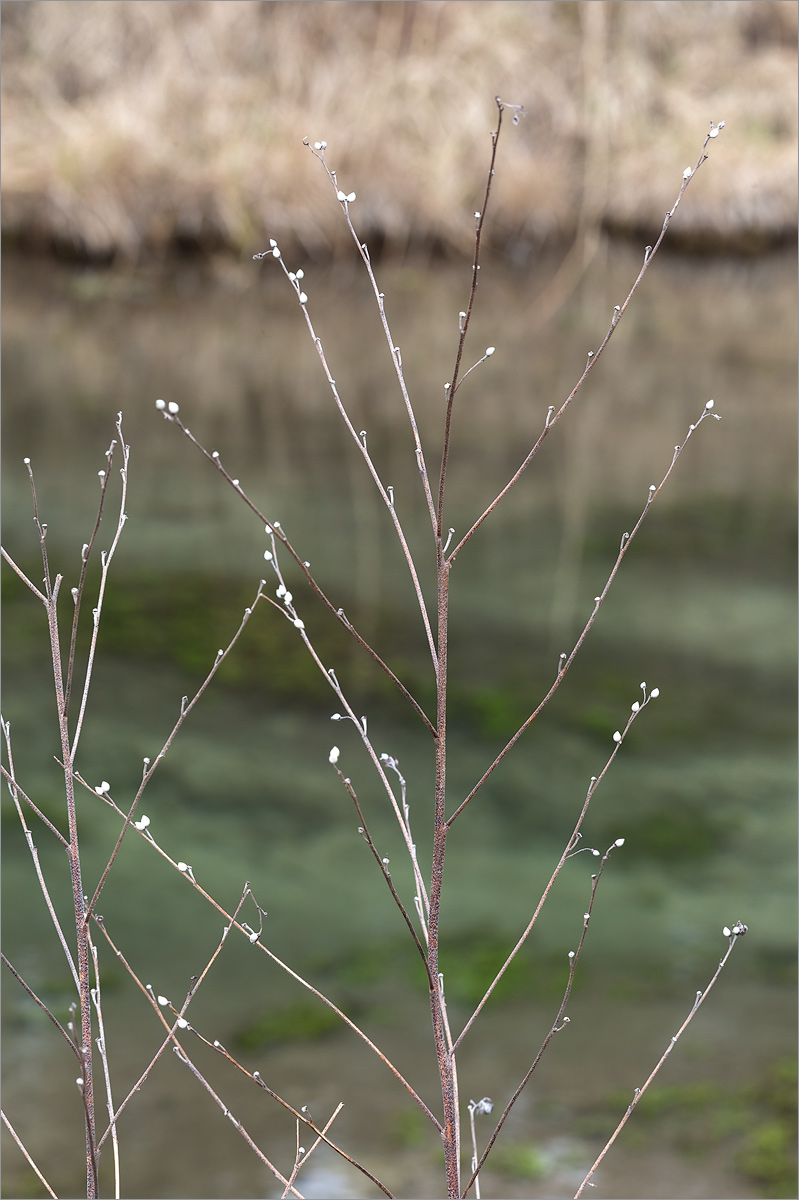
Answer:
[2, 244, 796, 1199]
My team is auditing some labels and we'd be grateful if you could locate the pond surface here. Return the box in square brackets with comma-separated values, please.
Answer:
[2, 242, 796, 1199]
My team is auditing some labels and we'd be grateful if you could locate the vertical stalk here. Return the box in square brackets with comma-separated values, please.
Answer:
[428, 542, 459, 1196]
[46, 584, 97, 1197]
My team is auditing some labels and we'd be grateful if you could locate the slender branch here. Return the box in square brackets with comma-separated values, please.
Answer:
[253, 265, 440, 678]
[69, 415, 129, 761]
[1, 953, 81, 1061]
[84, 579, 267, 923]
[0, 546, 46, 602]
[452, 690, 651, 1052]
[447, 401, 720, 826]
[162, 412, 437, 733]
[87, 806, 441, 1133]
[334, 767, 434, 986]
[93, 910, 396, 1197]
[462, 842, 621, 1197]
[2, 722, 79, 990]
[64, 433, 118, 714]
[449, 126, 723, 564]
[573, 921, 747, 1198]
[89, 935, 120, 1198]
[303, 138, 439, 535]
[1, 1111, 58, 1200]
[437, 98, 521, 539]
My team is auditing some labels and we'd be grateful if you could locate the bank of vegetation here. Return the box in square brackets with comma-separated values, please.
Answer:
[2, 0, 797, 262]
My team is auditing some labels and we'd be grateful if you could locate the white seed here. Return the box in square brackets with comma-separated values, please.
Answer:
[167, 402, 179, 415]
[155, 399, 166, 410]
[329, 747, 340, 764]
[613, 731, 622, 743]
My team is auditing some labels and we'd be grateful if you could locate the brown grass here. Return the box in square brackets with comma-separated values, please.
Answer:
[1, 0, 797, 260]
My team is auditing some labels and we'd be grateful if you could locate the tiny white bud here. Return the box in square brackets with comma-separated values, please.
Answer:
[157, 995, 169, 1007]
[272, 247, 280, 258]
[568, 951, 575, 959]
[337, 190, 346, 201]
[76, 1077, 84, 1087]
[296, 270, 304, 280]
[288, 271, 296, 281]
[650, 688, 660, 698]
[98, 470, 106, 478]
[212, 451, 219, 459]
[485, 346, 495, 356]
[346, 192, 356, 203]
[683, 167, 693, 180]
[723, 925, 731, 937]
[329, 747, 340, 765]
[320, 141, 327, 149]
[474, 211, 481, 219]
[177, 861, 189, 872]
[615, 838, 625, 847]
[282, 591, 293, 604]
[177, 1018, 189, 1028]
[709, 127, 719, 139]
[155, 399, 166, 410]
[705, 399, 714, 410]
[631, 701, 640, 712]
[269, 238, 277, 247]
[299, 292, 308, 304]
[382, 857, 390, 865]
[264, 550, 273, 561]
[331, 714, 342, 721]
[134, 815, 150, 830]
[276, 584, 286, 597]
[640, 682, 647, 691]
[613, 731, 622, 743]
[314, 142, 322, 150]
[591, 848, 600, 856]
[167, 402, 179, 415]
[293, 619, 305, 629]
[248, 931, 259, 944]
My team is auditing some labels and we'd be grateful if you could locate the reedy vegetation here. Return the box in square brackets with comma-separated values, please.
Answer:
[2, 101, 747, 1200]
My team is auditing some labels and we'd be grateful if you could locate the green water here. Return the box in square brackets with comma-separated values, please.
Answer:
[2, 245, 796, 1199]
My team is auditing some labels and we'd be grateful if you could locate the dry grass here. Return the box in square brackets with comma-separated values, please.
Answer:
[1, 0, 797, 260]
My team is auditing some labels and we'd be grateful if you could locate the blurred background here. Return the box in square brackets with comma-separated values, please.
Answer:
[2, 3, 796, 1198]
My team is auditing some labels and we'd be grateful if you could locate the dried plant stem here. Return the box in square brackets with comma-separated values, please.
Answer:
[1, 1112, 58, 1200]
[166, 415, 437, 734]
[452, 691, 651, 1053]
[305, 140, 438, 536]
[449, 127, 721, 563]
[93, 913, 395, 1198]
[437, 98, 515, 539]
[573, 924, 747, 1198]
[84, 579, 267, 923]
[462, 843, 620, 1198]
[447, 400, 719, 827]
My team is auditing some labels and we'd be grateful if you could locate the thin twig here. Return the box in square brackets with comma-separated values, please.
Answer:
[449, 126, 723, 564]
[573, 921, 747, 1197]
[452, 691, 651, 1052]
[163, 414, 437, 733]
[1, 1111, 59, 1200]
[83, 579, 266, 923]
[447, 401, 719, 826]
[462, 845, 621, 1196]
